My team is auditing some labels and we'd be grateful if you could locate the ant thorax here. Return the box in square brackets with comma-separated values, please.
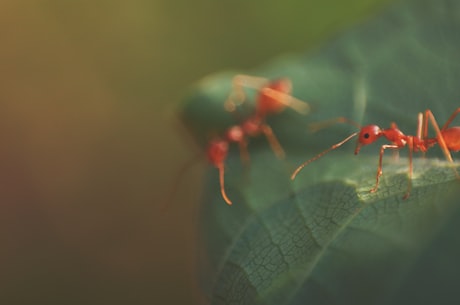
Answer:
[241, 117, 263, 137]
[382, 128, 407, 146]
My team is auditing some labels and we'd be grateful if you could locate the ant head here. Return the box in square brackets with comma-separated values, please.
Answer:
[355, 125, 382, 154]
[206, 139, 229, 167]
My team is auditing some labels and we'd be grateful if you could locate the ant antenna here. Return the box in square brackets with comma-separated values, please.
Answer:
[291, 132, 359, 180]
[309, 117, 361, 133]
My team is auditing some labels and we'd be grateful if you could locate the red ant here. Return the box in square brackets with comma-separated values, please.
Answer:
[168, 75, 310, 206]
[291, 108, 460, 199]
[205, 75, 310, 205]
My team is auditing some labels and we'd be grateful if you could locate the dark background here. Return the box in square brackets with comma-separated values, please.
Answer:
[0, 0, 390, 304]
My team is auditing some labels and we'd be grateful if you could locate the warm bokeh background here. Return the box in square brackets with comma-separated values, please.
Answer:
[0, 0, 389, 304]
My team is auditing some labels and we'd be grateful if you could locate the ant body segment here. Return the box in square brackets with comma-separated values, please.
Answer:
[291, 108, 460, 199]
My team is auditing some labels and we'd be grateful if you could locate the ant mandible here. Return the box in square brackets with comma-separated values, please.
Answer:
[291, 108, 460, 199]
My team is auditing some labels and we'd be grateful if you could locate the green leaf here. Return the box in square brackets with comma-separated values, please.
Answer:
[181, 0, 460, 304]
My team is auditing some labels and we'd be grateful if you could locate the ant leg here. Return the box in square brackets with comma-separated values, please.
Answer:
[425, 110, 455, 163]
[370, 144, 399, 194]
[259, 124, 286, 159]
[238, 139, 250, 167]
[421, 112, 429, 140]
[216, 163, 232, 205]
[425, 110, 459, 178]
[390, 122, 401, 161]
[309, 117, 361, 133]
[415, 112, 428, 159]
[403, 138, 414, 200]
[441, 107, 460, 130]
[224, 74, 270, 112]
[260, 87, 311, 115]
[232, 74, 270, 89]
[415, 113, 423, 140]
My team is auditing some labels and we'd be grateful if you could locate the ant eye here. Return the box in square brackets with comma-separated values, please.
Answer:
[358, 125, 381, 145]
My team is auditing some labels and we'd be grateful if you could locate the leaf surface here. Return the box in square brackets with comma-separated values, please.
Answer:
[181, 0, 460, 304]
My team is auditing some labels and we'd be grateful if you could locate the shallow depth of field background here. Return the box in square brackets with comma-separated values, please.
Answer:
[0, 1, 389, 304]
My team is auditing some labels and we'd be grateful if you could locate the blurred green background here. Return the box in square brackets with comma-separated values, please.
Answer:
[0, 0, 390, 304]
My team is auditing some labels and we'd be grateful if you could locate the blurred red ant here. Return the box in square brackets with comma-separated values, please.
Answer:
[291, 108, 460, 199]
[168, 75, 310, 206]
[206, 75, 310, 205]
